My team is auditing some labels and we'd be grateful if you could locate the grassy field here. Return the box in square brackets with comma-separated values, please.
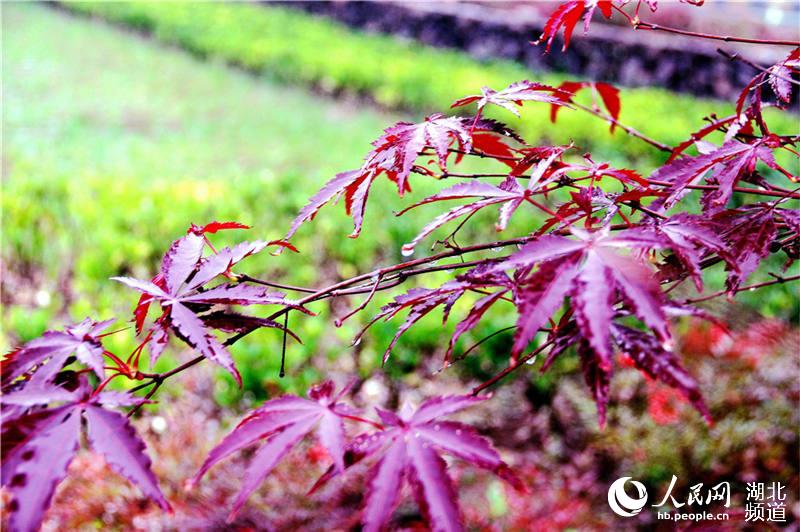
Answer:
[62, 1, 798, 169]
[3, 4, 796, 403]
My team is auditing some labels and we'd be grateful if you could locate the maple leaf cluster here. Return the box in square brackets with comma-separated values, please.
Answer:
[285, 43, 797, 426]
[284, 113, 536, 239]
[191, 383, 521, 531]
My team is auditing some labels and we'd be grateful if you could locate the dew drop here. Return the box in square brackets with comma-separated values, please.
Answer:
[401, 246, 415, 257]
[352, 337, 362, 347]
[150, 416, 168, 434]
[34, 290, 51, 307]
[525, 355, 538, 366]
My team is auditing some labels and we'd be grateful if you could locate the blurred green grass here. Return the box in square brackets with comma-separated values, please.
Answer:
[61, 1, 797, 168]
[3, 4, 796, 404]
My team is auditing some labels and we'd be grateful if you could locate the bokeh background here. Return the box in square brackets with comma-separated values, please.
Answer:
[2, 2, 798, 529]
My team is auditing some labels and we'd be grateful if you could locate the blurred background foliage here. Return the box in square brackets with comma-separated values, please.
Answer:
[2, 3, 798, 527]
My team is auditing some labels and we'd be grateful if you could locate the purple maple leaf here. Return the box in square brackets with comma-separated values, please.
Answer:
[613, 325, 711, 423]
[394, 146, 582, 254]
[652, 139, 781, 213]
[714, 207, 779, 291]
[769, 48, 800, 103]
[1, 381, 170, 532]
[369, 265, 512, 365]
[285, 115, 523, 239]
[398, 178, 526, 255]
[647, 213, 729, 290]
[576, 339, 612, 427]
[493, 227, 674, 364]
[396, 145, 574, 254]
[189, 380, 363, 522]
[451, 80, 571, 119]
[310, 395, 522, 532]
[531, 316, 712, 427]
[113, 231, 301, 384]
[1, 318, 114, 389]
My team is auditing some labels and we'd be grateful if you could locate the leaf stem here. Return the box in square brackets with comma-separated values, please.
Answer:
[471, 340, 554, 395]
[280, 312, 289, 378]
[647, 179, 800, 200]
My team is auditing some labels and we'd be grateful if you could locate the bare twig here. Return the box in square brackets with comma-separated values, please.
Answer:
[684, 273, 800, 304]
[629, 15, 800, 47]
[471, 340, 554, 395]
[717, 49, 800, 87]
[647, 179, 800, 200]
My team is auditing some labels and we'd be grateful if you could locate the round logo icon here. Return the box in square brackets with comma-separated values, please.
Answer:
[608, 477, 648, 517]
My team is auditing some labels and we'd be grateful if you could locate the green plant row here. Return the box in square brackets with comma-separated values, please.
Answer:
[61, 1, 796, 169]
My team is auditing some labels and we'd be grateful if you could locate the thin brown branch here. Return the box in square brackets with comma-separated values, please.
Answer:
[717, 49, 800, 87]
[127, 381, 161, 417]
[624, 201, 668, 220]
[471, 340, 554, 395]
[684, 273, 800, 304]
[433, 325, 517, 374]
[633, 20, 800, 47]
[279, 312, 289, 378]
[648, 179, 800, 200]
[238, 274, 317, 294]
[442, 147, 519, 162]
[334, 273, 383, 326]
